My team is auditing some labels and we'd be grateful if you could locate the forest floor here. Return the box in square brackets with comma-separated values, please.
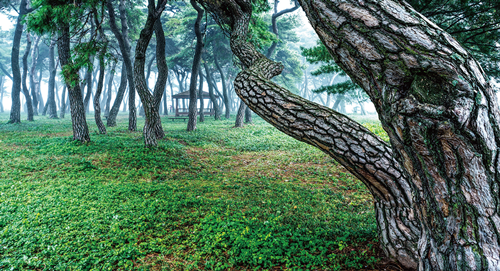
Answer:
[0, 112, 406, 270]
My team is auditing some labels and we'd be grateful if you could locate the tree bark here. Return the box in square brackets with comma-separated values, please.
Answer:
[46, 40, 58, 119]
[198, 0, 500, 269]
[104, 61, 116, 118]
[8, 0, 29, 124]
[58, 23, 90, 142]
[198, 70, 205, 122]
[187, 0, 205, 131]
[21, 33, 34, 121]
[107, 61, 127, 127]
[0, 76, 4, 113]
[133, 0, 168, 147]
[234, 101, 245, 127]
[203, 60, 221, 120]
[244, 105, 252, 123]
[106, 0, 137, 131]
[94, 54, 107, 134]
[29, 35, 40, 115]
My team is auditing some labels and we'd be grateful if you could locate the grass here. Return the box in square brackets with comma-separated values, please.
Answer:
[0, 112, 392, 270]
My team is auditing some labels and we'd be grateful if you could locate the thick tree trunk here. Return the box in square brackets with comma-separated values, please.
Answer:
[21, 33, 34, 121]
[133, 3, 167, 147]
[107, 62, 127, 127]
[47, 40, 58, 119]
[198, 0, 500, 269]
[58, 23, 90, 142]
[187, 0, 205, 131]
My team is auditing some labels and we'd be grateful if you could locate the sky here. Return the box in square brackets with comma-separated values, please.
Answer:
[0, 11, 14, 31]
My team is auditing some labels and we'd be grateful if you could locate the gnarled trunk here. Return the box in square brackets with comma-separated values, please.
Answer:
[197, 0, 500, 269]
[21, 33, 34, 121]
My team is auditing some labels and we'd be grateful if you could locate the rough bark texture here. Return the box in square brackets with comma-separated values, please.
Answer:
[107, 62, 127, 127]
[47, 40, 58, 119]
[107, 0, 137, 131]
[234, 102, 245, 127]
[21, 33, 34, 121]
[198, 0, 500, 269]
[187, 0, 205, 132]
[133, 0, 168, 147]
[58, 24, 90, 143]
[8, 0, 28, 124]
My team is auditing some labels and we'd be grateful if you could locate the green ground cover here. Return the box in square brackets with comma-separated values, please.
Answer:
[0, 112, 390, 270]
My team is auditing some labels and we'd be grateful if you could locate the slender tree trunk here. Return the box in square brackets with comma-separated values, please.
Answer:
[199, 0, 500, 269]
[265, 0, 299, 58]
[59, 85, 67, 118]
[94, 54, 107, 134]
[21, 33, 34, 121]
[203, 60, 221, 120]
[29, 35, 40, 115]
[163, 82, 168, 115]
[214, 55, 230, 119]
[47, 40, 58, 118]
[104, 61, 116, 118]
[8, 0, 29, 124]
[198, 70, 205, 122]
[235, 101, 246, 127]
[58, 23, 90, 142]
[187, 0, 204, 131]
[107, 62, 127, 127]
[107, 0, 136, 131]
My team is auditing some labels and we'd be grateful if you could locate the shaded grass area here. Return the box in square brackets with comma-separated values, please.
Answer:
[0, 112, 392, 270]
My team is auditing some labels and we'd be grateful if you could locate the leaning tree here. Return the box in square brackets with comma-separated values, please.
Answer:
[197, 0, 500, 269]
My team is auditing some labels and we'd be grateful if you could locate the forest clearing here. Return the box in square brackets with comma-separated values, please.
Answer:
[0, 113, 391, 270]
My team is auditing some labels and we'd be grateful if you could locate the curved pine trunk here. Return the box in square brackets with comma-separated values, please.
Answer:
[107, 62, 127, 127]
[133, 7, 167, 146]
[94, 52, 107, 134]
[197, 0, 500, 269]
[22, 33, 34, 121]
[187, 0, 205, 131]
